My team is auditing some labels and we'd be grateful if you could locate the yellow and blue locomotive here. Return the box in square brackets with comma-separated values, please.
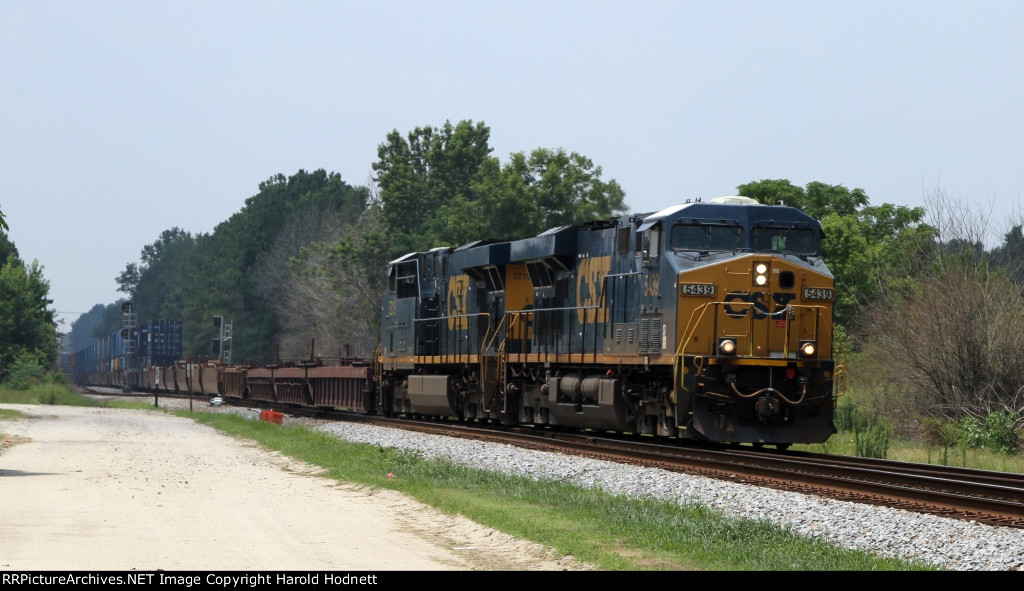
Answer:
[378, 196, 841, 448]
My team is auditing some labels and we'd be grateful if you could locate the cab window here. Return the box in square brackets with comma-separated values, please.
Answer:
[395, 261, 419, 299]
[752, 226, 817, 255]
[671, 223, 743, 251]
[643, 225, 662, 260]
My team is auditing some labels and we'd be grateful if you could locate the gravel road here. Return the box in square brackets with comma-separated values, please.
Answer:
[0, 402, 589, 571]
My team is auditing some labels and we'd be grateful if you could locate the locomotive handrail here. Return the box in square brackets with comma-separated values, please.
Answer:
[504, 305, 602, 365]
[832, 327, 848, 400]
[482, 312, 511, 388]
[495, 311, 525, 366]
[483, 312, 509, 356]
[413, 311, 492, 364]
[373, 343, 382, 389]
[505, 304, 601, 313]
[678, 301, 832, 358]
[675, 301, 834, 399]
[675, 302, 718, 400]
[487, 311, 531, 405]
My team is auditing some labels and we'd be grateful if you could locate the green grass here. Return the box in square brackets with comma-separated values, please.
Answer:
[0, 407, 21, 421]
[807, 372, 1024, 472]
[0, 380, 101, 407]
[182, 410, 933, 571]
[793, 431, 1024, 473]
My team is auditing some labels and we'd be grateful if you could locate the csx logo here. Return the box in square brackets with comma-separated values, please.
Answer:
[724, 292, 796, 319]
[447, 274, 470, 329]
[642, 273, 659, 298]
[576, 256, 610, 323]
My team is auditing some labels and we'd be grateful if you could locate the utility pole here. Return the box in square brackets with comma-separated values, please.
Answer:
[120, 301, 136, 395]
[223, 319, 232, 364]
[213, 316, 223, 362]
[212, 316, 233, 364]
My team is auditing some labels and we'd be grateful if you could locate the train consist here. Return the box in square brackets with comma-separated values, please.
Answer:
[69, 319, 184, 390]
[71, 196, 844, 448]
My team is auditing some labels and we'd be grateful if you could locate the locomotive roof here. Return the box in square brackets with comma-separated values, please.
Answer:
[388, 197, 820, 267]
[638, 197, 818, 231]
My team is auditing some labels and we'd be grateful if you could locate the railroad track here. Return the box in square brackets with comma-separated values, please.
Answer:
[533, 430, 1024, 528]
[314, 409, 1024, 529]
[86, 389, 1024, 529]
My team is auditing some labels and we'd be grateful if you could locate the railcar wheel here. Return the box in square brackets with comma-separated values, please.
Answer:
[774, 443, 791, 451]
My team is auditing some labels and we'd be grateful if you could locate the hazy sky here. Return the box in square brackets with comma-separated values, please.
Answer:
[2, 1, 1022, 330]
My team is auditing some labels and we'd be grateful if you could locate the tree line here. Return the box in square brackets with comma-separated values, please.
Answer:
[70, 120, 628, 363]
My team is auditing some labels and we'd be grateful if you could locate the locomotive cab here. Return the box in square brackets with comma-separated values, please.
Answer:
[651, 197, 838, 445]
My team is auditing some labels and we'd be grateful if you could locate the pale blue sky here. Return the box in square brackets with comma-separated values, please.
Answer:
[2, 1, 1022, 329]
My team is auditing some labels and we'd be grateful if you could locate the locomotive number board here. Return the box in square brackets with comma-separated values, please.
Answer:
[802, 287, 834, 301]
[680, 283, 716, 297]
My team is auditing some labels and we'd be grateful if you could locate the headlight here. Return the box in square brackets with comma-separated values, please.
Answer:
[719, 338, 737, 355]
[754, 262, 768, 287]
[799, 340, 817, 358]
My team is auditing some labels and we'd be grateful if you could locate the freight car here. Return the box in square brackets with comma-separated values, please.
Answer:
[69, 319, 184, 391]
[73, 196, 844, 449]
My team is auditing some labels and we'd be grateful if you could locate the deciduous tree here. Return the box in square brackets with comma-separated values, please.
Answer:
[737, 179, 931, 330]
[0, 257, 58, 378]
[858, 190, 1024, 430]
[373, 120, 493, 257]
[373, 121, 628, 256]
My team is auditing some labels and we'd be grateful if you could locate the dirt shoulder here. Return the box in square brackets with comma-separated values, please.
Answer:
[0, 403, 590, 571]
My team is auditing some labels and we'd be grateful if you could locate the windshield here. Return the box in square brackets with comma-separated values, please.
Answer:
[670, 222, 743, 252]
[751, 226, 818, 255]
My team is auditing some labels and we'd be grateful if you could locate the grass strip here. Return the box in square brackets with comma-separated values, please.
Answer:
[186, 411, 935, 571]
